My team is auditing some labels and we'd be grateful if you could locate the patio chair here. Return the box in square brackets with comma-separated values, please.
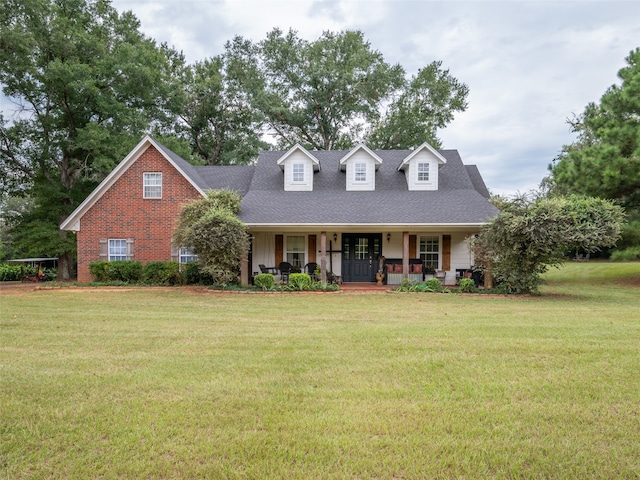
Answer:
[259, 264, 277, 274]
[304, 262, 318, 281]
[278, 261, 292, 283]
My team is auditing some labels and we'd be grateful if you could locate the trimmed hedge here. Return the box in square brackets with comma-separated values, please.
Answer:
[142, 261, 182, 285]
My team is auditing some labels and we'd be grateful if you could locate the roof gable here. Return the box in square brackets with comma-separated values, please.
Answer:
[276, 144, 320, 172]
[397, 142, 447, 171]
[339, 144, 383, 171]
[60, 135, 206, 231]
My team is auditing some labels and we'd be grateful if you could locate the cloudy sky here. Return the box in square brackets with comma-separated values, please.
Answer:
[84, 1, 640, 194]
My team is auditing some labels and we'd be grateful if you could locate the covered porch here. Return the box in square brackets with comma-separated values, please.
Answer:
[241, 227, 480, 286]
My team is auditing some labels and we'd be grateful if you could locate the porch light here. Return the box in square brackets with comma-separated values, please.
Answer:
[387, 233, 391, 242]
[334, 233, 338, 242]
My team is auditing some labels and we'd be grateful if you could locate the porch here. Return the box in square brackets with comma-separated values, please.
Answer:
[244, 229, 479, 287]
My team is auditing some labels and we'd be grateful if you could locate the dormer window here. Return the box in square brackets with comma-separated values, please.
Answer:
[417, 162, 429, 182]
[292, 163, 304, 182]
[355, 163, 367, 182]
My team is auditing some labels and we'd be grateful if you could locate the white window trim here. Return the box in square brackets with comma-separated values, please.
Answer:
[179, 247, 198, 264]
[419, 235, 440, 270]
[285, 235, 306, 269]
[354, 162, 367, 182]
[108, 239, 128, 261]
[292, 163, 305, 183]
[143, 172, 162, 199]
[417, 162, 430, 182]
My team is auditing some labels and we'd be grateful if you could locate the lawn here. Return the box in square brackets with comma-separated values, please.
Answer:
[1, 263, 639, 479]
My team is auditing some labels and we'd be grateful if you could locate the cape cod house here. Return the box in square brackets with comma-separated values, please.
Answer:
[60, 135, 499, 284]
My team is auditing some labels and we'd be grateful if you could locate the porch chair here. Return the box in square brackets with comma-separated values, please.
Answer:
[278, 262, 292, 283]
[259, 264, 277, 274]
[304, 262, 318, 281]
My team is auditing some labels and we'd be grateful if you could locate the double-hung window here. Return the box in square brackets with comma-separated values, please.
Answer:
[355, 162, 367, 182]
[286, 235, 305, 268]
[417, 162, 429, 182]
[292, 163, 304, 182]
[108, 239, 128, 261]
[419, 236, 439, 271]
[143, 172, 162, 198]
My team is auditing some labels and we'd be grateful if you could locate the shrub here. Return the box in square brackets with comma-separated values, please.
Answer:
[312, 281, 340, 292]
[457, 278, 477, 293]
[253, 273, 275, 290]
[610, 246, 640, 261]
[88, 261, 109, 282]
[89, 260, 142, 283]
[424, 278, 444, 292]
[0, 264, 33, 281]
[288, 273, 312, 291]
[142, 261, 182, 285]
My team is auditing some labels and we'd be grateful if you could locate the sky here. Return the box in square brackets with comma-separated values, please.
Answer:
[6, 0, 639, 196]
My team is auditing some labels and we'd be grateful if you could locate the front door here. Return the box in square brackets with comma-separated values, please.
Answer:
[342, 233, 382, 282]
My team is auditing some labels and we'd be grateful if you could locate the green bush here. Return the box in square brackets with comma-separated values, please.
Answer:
[142, 261, 182, 285]
[610, 246, 640, 261]
[0, 264, 34, 281]
[457, 278, 477, 293]
[88, 261, 109, 282]
[288, 273, 312, 291]
[424, 278, 444, 292]
[395, 277, 446, 293]
[253, 273, 275, 290]
[89, 261, 142, 283]
[312, 281, 340, 292]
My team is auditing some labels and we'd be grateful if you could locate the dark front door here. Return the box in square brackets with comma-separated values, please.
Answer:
[342, 233, 382, 282]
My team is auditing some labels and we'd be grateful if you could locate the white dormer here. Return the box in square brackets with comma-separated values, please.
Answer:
[277, 144, 320, 191]
[397, 142, 447, 191]
[339, 144, 383, 191]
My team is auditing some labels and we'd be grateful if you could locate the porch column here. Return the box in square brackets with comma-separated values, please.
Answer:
[320, 231, 327, 283]
[240, 248, 249, 286]
[402, 231, 409, 279]
[484, 261, 493, 289]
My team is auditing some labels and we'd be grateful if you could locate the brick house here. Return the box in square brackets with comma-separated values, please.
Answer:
[61, 135, 499, 284]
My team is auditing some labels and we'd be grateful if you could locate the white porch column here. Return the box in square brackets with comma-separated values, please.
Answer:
[320, 231, 327, 283]
[402, 231, 409, 279]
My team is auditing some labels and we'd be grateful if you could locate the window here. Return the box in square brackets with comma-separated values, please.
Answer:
[179, 247, 198, 264]
[355, 162, 367, 182]
[286, 235, 305, 268]
[419, 236, 439, 270]
[143, 172, 162, 198]
[417, 162, 429, 181]
[109, 239, 127, 261]
[292, 163, 304, 182]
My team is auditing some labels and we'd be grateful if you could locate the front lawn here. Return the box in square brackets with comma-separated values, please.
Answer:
[1, 263, 639, 478]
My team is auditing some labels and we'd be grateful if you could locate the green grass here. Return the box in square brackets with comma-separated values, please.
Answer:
[1, 263, 639, 479]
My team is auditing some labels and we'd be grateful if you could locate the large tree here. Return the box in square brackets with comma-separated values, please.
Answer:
[549, 48, 640, 211]
[225, 28, 468, 151]
[169, 55, 269, 166]
[0, 0, 178, 279]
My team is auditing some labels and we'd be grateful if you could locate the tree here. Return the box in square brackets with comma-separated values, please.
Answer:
[366, 61, 469, 149]
[549, 48, 640, 211]
[172, 190, 248, 286]
[0, 0, 178, 279]
[474, 195, 625, 294]
[226, 29, 467, 150]
[169, 55, 269, 165]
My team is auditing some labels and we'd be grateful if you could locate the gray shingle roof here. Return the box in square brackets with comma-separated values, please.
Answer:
[185, 147, 499, 226]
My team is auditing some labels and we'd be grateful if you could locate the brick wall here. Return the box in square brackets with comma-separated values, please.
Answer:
[76, 146, 201, 282]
